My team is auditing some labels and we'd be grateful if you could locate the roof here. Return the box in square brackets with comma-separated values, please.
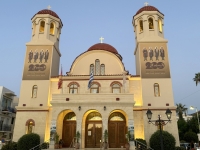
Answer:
[87, 43, 118, 54]
[32, 9, 63, 25]
[135, 5, 163, 16]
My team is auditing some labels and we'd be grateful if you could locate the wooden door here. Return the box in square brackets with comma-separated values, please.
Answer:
[85, 122, 102, 148]
[108, 121, 126, 148]
[62, 121, 76, 147]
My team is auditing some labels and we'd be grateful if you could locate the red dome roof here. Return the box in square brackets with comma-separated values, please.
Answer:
[135, 6, 163, 16]
[87, 43, 118, 54]
[32, 9, 63, 25]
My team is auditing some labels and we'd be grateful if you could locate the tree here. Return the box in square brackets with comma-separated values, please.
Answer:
[187, 116, 199, 133]
[149, 130, 176, 150]
[193, 73, 200, 86]
[177, 119, 188, 140]
[184, 131, 198, 143]
[176, 103, 188, 120]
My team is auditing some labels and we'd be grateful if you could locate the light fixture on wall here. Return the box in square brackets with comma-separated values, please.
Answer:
[104, 106, 106, 111]
[79, 106, 81, 111]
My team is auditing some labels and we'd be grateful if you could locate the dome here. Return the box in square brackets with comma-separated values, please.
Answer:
[32, 9, 63, 25]
[135, 6, 163, 16]
[87, 43, 118, 54]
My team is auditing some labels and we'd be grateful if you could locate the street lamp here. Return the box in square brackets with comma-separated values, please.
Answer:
[146, 109, 172, 150]
[190, 106, 200, 133]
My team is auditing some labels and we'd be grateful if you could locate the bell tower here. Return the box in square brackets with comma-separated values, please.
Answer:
[13, 8, 63, 141]
[132, 4, 180, 146]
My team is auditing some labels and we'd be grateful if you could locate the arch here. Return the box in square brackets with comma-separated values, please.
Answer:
[62, 111, 77, 147]
[154, 83, 160, 97]
[148, 18, 154, 29]
[25, 119, 35, 126]
[85, 110, 102, 148]
[32, 85, 38, 98]
[90, 82, 100, 93]
[50, 22, 55, 35]
[25, 119, 35, 134]
[110, 81, 122, 87]
[90, 64, 94, 74]
[158, 19, 162, 32]
[139, 20, 143, 32]
[100, 64, 105, 75]
[68, 82, 80, 87]
[91, 81, 101, 87]
[95, 59, 100, 75]
[39, 20, 45, 33]
[108, 111, 126, 148]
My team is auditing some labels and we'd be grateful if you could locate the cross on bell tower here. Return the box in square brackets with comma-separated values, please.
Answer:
[99, 37, 104, 43]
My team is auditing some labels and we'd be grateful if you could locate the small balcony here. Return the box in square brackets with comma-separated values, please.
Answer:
[0, 124, 11, 133]
[2, 107, 16, 114]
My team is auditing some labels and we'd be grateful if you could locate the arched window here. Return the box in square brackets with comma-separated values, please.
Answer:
[154, 83, 160, 97]
[32, 22, 36, 35]
[112, 83, 121, 93]
[139, 20, 143, 32]
[90, 84, 99, 93]
[87, 112, 102, 121]
[148, 18, 154, 29]
[69, 84, 78, 94]
[158, 19, 162, 32]
[25, 119, 35, 134]
[32, 85, 38, 98]
[95, 59, 100, 75]
[50, 22, 55, 35]
[27, 121, 34, 134]
[90, 64, 94, 74]
[39, 21, 45, 33]
[100, 64, 105, 75]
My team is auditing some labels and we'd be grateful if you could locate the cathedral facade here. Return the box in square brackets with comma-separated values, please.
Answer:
[13, 5, 180, 148]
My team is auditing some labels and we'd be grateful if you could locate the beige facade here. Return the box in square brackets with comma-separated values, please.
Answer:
[13, 5, 180, 149]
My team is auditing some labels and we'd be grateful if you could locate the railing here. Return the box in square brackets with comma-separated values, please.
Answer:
[0, 124, 11, 131]
[29, 139, 50, 150]
[2, 106, 16, 113]
[135, 140, 154, 150]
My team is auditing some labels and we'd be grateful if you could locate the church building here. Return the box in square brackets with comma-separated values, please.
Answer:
[13, 4, 180, 148]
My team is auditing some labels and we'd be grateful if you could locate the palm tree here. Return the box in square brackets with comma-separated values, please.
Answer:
[176, 103, 188, 120]
[193, 73, 200, 86]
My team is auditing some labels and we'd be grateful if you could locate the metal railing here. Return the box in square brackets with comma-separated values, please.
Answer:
[135, 140, 154, 150]
[29, 139, 50, 150]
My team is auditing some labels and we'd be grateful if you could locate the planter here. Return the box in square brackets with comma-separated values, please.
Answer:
[75, 142, 80, 149]
[103, 142, 108, 149]
[125, 143, 130, 150]
[59, 144, 62, 148]
[54, 143, 59, 149]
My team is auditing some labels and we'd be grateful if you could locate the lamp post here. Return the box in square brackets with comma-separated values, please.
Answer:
[146, 109, 172, 150]
[190, 106, 200, 133]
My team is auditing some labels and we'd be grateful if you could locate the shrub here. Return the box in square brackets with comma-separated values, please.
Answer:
[135, 138, 147, 145]
[184, 131, 198, 143]
[175, 146, 185, 150]
[2, 142, 17, 150]
[149, 130, 176, 150]
[17, 133, 40, 150]
[41, 142, 49, 149]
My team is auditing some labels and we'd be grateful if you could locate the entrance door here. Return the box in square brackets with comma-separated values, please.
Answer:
[108, 112, 126, 148]
[85, 122, 102, 148]
[62, 112, 76, 147]
[85, 112, 102, 148]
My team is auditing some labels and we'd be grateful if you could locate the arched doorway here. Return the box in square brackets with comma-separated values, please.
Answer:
[85, 111, 102, 148]
[62, 112, 76, 147]
[108, 112, 126, 148]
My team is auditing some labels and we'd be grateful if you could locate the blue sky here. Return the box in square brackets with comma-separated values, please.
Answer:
[0, 1, 200, 113]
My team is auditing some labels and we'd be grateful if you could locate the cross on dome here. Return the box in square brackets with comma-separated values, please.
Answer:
[144, 2, 149, 6]
[99, 37, 104, 43]
[47, 5, 51, 10]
